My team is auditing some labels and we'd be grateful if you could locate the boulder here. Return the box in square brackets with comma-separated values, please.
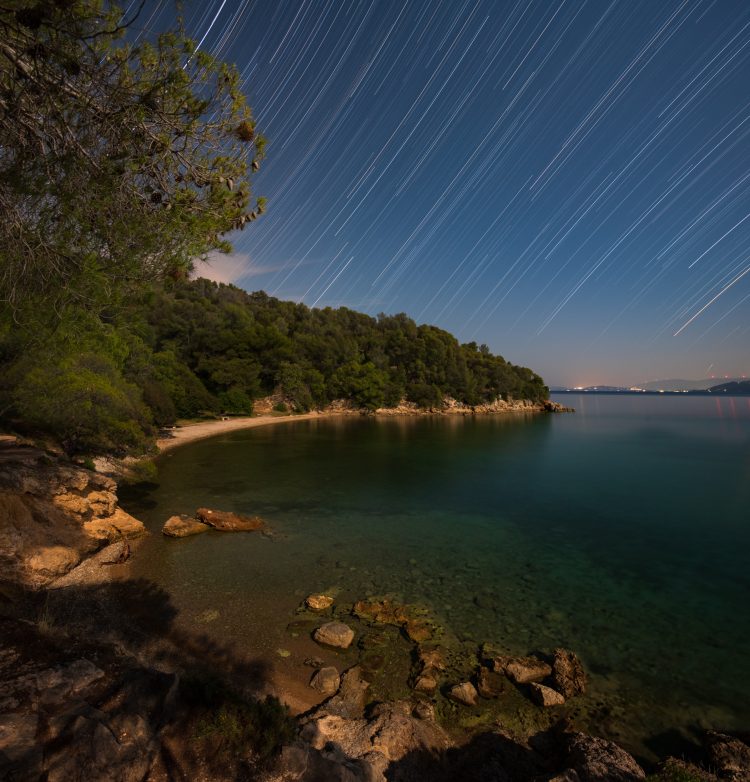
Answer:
[27, 546, 80, 577]
[306, 594, 334, 611]
[162, 515, 210, 538]
[418, 646, 446, 671]
[529, 682, 565, 707]
[313, 621, 355, 649]
[704, 731, 750, 781]
[312, 666, 369, 720]
[310, 667, 340, 697]
[551, 648, 587, 698]
[412, 701, 435, 721]
[564, 732, 645, 781]
[494, 655, 552, 684]
[300, 698, 450, 769]
[195, 507, 264, 532]
[84, 509, 146, 541]
[448, 682, 478, 707]
[476, 666, 505, 699]
[413, 673, 438, 694]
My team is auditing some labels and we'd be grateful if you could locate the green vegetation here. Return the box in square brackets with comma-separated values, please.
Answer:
[185, 673, 295, 764]
[0, 2, 547, 456]
[0, 277, 548, 454]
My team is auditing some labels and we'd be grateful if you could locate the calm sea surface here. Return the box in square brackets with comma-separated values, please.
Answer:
[124, 394, 750, 753]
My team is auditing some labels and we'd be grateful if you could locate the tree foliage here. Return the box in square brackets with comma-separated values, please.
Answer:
[0, 0, 266, 320]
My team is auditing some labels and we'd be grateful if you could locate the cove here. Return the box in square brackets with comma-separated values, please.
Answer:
[122, 394, 750, 757]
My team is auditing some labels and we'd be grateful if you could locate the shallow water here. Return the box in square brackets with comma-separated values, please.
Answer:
[124, 394, 750, 755]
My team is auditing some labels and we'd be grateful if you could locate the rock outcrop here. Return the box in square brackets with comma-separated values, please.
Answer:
[0, 443, 145, 588]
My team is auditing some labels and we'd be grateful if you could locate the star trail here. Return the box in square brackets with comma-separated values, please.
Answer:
[143, 0, 750, 385]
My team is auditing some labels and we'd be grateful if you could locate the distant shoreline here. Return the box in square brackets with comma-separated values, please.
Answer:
[552, 389, 750, 396]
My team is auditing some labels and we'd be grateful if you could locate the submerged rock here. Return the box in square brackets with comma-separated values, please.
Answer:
[494, 655, 552, 684]
[313, 621, 355, 649]
[449, 681, 478, 706]
[162, 515, 210, 538]
[413, 673, 438, 694]
[476, 666, 505, 699]
[551, 648, 587, 698]
[195, 507, 264, 532]
[305, 594, 334, 611]
[529, 682, 565, 707]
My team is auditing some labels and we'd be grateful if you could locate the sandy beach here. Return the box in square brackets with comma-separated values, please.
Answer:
[155, 411, 339, 453]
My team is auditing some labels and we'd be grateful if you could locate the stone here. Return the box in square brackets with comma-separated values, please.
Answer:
[494, 655, 552, 684]
[704, 731, 750, 781]
[162, 515, 210, 538]
[0, 712, 38, 763]
[27, 546, 80, 577]
[549, 772, 582, 782]
[305, 594, 334, 611]
[84, 508, 146, 541]
[413, 673, 438, 694]
[529, 682, 566, 707]
[310, 666, 340, 696]
[300, 698, 450, 766]
[448, 682, 478, 707]
[412, 701, 436, 721]
[404, 619, 432, 643]
[313, 621, 355, 649]
[313, 666, 370, 720]
[552, 648, 587, 698]
[564, 732, 645, 781]
[476, 666, 505, 699]
[195, 507, 264, 531]
[418, 646, 446, 671]
[85, 490, 118, 518]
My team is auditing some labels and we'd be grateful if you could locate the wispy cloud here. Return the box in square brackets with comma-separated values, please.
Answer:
[192, 252, 284, 285]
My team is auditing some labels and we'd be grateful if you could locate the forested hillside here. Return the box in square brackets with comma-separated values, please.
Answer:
[132, 278, 548, 416]
[0, 278, 547, 454]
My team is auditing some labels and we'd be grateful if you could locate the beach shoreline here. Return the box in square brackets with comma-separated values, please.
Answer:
[155, 411, 341, 453]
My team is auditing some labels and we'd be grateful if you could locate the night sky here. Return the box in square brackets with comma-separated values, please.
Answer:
[140, 1, 749, 386]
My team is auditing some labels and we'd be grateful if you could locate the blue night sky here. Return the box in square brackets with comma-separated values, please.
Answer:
[142, 1, 750, 387]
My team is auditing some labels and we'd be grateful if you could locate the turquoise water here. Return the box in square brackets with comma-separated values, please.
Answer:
[124, 394, 750, 753]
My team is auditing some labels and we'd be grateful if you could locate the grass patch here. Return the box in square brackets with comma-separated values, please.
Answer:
[184, 672, 295, 764]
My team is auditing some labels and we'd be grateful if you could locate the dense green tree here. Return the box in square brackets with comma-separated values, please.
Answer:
[0, 0, 266, 322]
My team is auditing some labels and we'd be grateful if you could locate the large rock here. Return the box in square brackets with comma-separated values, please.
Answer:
[494, 655, 552, 684]
[195, 507, 264, 532]
[83, 508, 146, 541]
[299, 698, 450, 780]
[529, 682, 565, 707]
[310, 667, 340, 697]
[704, 731, 750, 781]
[27, 545, 80, 577]
[313, 666, 369, 720]
[313, 621, 355, 649]
[162, 515, 210, 538]
[564, 732, 645, 781]
[551, 648, 587, 698]
[449, 682, 478, 707]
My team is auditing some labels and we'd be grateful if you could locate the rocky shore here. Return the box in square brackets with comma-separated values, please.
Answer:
[1, 439, 747, 782]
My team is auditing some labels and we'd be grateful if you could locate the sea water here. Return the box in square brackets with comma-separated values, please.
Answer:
[123, 394, 750, 756]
